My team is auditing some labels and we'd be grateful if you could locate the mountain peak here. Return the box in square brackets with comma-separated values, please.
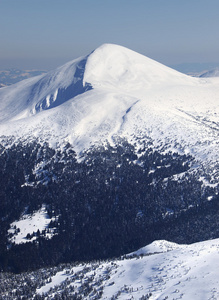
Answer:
[84, 43, 190, 91]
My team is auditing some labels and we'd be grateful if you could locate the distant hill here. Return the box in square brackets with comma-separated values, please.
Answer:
[199, 68, 219, 78]
[0, 68, 46, 87]
[170, 62, 219, 76]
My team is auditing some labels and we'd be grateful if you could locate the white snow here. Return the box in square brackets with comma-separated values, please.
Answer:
[36, 265, 84, 295]
[35, 238, 219, 299]
[8, 204, 56, 244]
[127, 240, 183, 257]
[0, 43, 218, 179]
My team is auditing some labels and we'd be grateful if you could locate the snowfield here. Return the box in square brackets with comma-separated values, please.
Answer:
[8, 205, 57, 244]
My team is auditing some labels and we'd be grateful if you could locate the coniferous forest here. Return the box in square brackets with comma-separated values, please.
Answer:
[0, 138, 218, 273]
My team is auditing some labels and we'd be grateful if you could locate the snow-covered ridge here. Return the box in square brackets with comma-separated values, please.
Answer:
[200, 67, 219, 78]
[0, 55, 91, 122]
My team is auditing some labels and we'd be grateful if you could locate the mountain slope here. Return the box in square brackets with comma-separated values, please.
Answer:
[0, 44, 219, 272]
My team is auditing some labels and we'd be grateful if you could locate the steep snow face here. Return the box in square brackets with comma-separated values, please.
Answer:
[0, 55, 91, 122]
[0, 43, 218, 172]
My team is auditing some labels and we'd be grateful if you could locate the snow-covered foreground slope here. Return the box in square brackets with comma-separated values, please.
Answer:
[36, 238, 219, 299]
[2, 238, 219, 299]
[0, 44, 218, 172]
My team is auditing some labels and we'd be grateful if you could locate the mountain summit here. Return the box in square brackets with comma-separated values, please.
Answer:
[83, 43, 191, 90]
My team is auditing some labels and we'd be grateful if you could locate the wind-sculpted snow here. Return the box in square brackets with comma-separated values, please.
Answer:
[0, 55, 92, 122]
[31, 57, 92, 114]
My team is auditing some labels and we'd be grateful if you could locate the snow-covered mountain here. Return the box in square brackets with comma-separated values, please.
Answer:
[0, 44, 218, 167]
[0, 44, 219, 273]
[200, 67, 219, 78]
[1, 238, 219, 299]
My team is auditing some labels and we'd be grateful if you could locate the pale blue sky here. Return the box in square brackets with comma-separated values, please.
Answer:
[1, 0, 219, 69]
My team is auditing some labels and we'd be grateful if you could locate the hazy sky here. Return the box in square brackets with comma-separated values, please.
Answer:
[1, 0, 219, 70]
